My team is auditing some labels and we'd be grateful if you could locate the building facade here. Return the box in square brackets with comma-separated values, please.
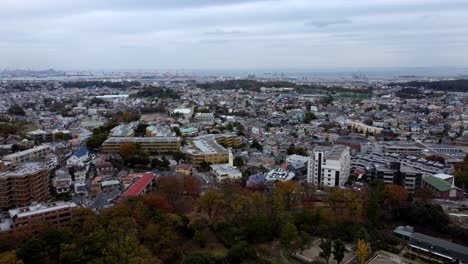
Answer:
[0, 162, 50, 209]
[308, 145, 351, 187]
[102, 137, 181, 154]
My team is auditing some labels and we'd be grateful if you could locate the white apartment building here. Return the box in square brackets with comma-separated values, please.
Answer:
[307, 145, 350, 187]
[2, 145, 51, 166]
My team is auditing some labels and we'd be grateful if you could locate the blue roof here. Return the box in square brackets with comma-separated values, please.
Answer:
[74, 148, 89, 158]
[248, 173, 266, 183]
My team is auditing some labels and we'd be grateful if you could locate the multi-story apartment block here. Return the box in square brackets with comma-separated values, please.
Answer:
[307, 145, 350, 187]
[2, 201, 77, 232]
[183, 134, 242, 165]
[102, 137, 181, 154]
[0, 162, 49, 209]
[374, 162, 422, 192]
[2, 145, 51, 166]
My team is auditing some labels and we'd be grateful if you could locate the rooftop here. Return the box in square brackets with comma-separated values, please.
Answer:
[0, 162, 45, 178]
[9, 201, 77, 219]
[122, 172, 155, 197]
[105, 137, 180, 144]
[423, 175, 454, 192]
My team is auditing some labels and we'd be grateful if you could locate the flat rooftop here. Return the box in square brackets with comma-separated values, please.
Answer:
[104, 137, 180, 144]
[0, 162, 45, 178]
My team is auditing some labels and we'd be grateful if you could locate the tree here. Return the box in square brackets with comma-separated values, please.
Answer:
[426, 155, 445, 164]
[226, 242, 257, 264]
[16, 238, 47, 264]
[199, 161, 212, 172]
[134, 123, 149, 136]
[184, 175, 201, 196]
[249, 139, 262, 151]
[280, 222, 298, 248]
[332, 239, 347, 264]
[183, 252, 226, 264]
[356, 239, 370, 264]
[86, 131, 108, 149]
[454, 155, 468, 189]
[120, 142, 137, 160]
[192, 230, 207, 248]
[197, 189, 224, 220]
[319, 239, 332, 264]
[233, 157, 244, 167]
[172, 152, 187, 164]
[303, 112, 317, 123]
[8, 104, 25, 116]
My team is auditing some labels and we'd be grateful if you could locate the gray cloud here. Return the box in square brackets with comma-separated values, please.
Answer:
[0, 0, 467, 69]
[305, 18, 352, 28]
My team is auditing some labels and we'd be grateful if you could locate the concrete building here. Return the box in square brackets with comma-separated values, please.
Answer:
[0, 162, 49, 209]
[308, 145, 351, 187]
[6, 201, 77, 232]
[194, 112, 215, 123]
[266, 168, 295, 182]
[110, 121, 138, 137]
[2, 145, 51, 166]
[374, 162, 422, 192]
[102, 137, 181, 154]
[210, 164, 242, 181]
[184, 134, 240, 165]
[52, 169, 72, 194]
[146, 125, 174, 137]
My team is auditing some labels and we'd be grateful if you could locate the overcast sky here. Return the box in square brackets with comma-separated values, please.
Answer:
[1, 0, 468, 70]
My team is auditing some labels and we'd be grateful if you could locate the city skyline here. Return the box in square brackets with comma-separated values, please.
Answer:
[1, 0, 468, 70]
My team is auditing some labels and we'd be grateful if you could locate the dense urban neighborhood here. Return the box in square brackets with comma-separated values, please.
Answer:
[0, 73, 467, 264]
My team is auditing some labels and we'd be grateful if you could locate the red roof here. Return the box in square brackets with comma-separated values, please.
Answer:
[123, 172, 155, 197]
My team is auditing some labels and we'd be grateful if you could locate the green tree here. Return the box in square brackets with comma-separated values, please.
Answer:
[193, 230, 207, 248]
[226, 242, 257, 264]
[303, 112, 317, 123]
[8, 104, 25, 116]
[319, 239, 332, 264]
[280, 222, 298, 248]
[233, 157, 244, 167]
[249, 139, 262, 151]
[16, 238, 47, 264]
[332, 240, 347, 264]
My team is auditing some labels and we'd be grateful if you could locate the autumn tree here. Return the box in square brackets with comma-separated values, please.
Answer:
[184, 175, 201, 196]
[120, 142, 137, 160]
[197, 189, 224, 221]
[356, 239, 370, 264]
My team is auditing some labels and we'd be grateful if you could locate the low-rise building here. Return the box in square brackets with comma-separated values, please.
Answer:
[210, 164, 242, 181]
[422, 175, 464, 200]
[2, 145, 51, 166]
[194, 112, 215, 123]
[122, 172, 156, 197]
[52, 169, 72, 194]
[66, 147, 90, 167]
